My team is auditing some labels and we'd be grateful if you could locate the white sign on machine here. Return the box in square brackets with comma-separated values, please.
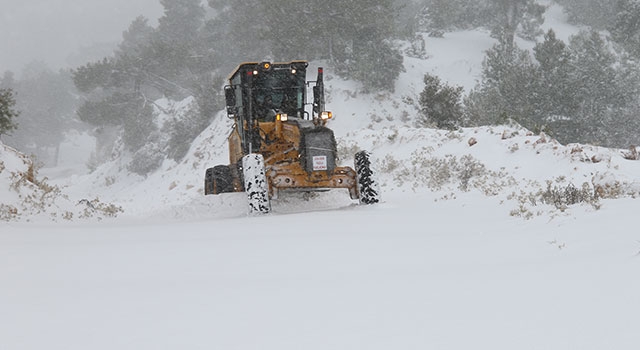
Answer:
[312, 155, 327, 171]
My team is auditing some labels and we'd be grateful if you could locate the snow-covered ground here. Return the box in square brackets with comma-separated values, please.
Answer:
[2, 4, 640, 349]
[3, 191, 640, 350]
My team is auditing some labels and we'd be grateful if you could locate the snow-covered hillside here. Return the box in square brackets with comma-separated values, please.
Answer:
[13, 2, 637, 222]
[0, 142, 122, 221]
[2, 3, 640, 349]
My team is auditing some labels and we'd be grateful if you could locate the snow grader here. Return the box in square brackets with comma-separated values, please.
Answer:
[204, 60, 379, 214]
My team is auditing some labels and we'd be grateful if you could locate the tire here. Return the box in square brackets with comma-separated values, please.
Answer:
[242, 154, 271, 214]
[355, 150, 380, 204]
[204, 165, 234, 195]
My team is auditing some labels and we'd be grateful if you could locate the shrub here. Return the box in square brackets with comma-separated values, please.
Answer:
[337, 40, 405, 93]
[540, 182, 599, 210]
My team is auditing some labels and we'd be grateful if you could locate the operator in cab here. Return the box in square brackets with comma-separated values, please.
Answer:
[257, 94, 277, 122]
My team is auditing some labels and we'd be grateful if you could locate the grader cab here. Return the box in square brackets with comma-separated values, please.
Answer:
[204, 61, 378, 214]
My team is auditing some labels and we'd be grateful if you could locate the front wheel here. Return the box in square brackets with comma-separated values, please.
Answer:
[355, 151, 380, 204]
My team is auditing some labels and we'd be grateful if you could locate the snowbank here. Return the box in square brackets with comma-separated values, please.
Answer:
[1, 141, 122, 222]
[35, 103, 640, 223]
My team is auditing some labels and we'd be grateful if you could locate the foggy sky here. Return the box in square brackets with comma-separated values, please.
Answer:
[0, 0, 163, 75]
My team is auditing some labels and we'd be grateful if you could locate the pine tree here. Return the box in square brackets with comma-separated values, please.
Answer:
[72, 58, 118, 93]
[157, 0, 205, 45]
[604, 56, 640, 147]
[486, 0, 545, 50]
[568, 30, 620, 119]
[117, 16, 155, 59]
[333, 0, 404, 91]
[465, 42, 538, 128]
[199, 0, 272, 78]
[0, 88, 19, 138]
[554, 0, 617, 29]
[557, 30, 626, 145]
[419, 0, 488, 33]
[532, 29, 576, 120]
[4, 64, 78, 164]
[255, 0, 404, 91]
[609, 0, 640, 59]
[422, 0, 464, 32]
[259, 0, 324, 60]
[71, 1, 223, 171]
[418, 74, 464, 129]
[146, 0, 208, 99]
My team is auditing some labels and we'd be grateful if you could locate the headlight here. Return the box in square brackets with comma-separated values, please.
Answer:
[321, 111, 333, 120]
[277, 113, 288, 122]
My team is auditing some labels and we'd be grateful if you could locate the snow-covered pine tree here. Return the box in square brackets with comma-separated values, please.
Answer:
[554, 0, 617, 29]
[422, 0, 466, 32]
[485, 0, 545, 50]
[256, 0, 404, 92]
[609, 0, 640, 59]
[464, 42, 538, 128]
[418, 74, 464, 129]
[532, 30, 577, 124]
[157, 0, 205, 45]
[3, 65, 78, 166]
[413, 0, 488, 34]
[567, 30, 621, 138]
[0, 88, 19, 138]
[334, 0, 404, 92]
[201, 0, 271, 74]
[72, 0, 223, 172]
[117, 16, 155, 59]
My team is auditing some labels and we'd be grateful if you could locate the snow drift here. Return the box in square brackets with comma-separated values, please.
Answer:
[0, 141, 122, 222]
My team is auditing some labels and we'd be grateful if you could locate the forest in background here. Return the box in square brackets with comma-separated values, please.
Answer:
[1, 0, 640, 173]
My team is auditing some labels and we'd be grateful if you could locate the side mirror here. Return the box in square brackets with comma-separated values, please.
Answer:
[225, 85, 236, 108]
[313, 86, 322, 115]
[224, 86, 237, 117]
[312, 67, 325, 117]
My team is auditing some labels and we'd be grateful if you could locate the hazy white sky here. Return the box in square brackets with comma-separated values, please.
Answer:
[0, 0, 163, 75]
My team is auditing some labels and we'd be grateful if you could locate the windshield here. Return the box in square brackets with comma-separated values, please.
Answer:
[253, 68, 305, 117]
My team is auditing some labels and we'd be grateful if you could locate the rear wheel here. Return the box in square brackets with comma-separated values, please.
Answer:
[204, 165, 234, 195]
[355, 151, 380, 204]
[242, 154, 271, 214]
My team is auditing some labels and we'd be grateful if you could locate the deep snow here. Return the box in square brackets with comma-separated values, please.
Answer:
[3, 192, 640, 350]
[2, 3, 640, 349]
